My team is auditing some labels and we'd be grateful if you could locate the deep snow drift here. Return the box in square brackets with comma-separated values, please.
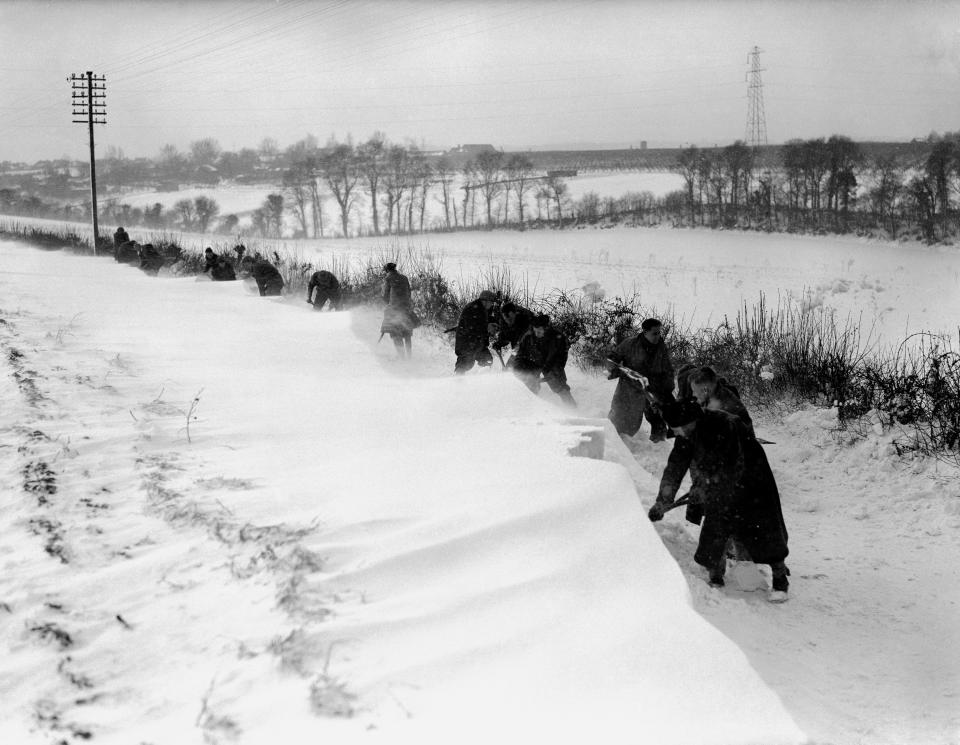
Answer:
[2, 230, 959, 745]
[0, 241, 803, 744]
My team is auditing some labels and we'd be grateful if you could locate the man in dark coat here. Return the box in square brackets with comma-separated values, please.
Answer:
[675, 361, 698, 402]
[200, 247, 236, 280]
[113, 226, 130, 253]
[380, 262, 419, 358]
[649, 401, 791, 601]
[241, 255, 284, 296]
[689, 365, 752, 434]
[115, 239, 139, 264]
[677, 364, 751, 526]
[210, 256, 236, 281]
[454, 290, 498, 374]
[512, 314, 576, 407]
[307, 269, 342, 311]
[607, 317, 674, 441]
[493, 302, 534, 355]
[202, 247, 218, 274]
[137, 243, 165, 275]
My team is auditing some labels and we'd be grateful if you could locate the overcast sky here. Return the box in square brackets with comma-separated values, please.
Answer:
[1, 0, 958, 162]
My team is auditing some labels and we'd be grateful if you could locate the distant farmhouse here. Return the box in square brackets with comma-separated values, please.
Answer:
[442, 143, 497, 166]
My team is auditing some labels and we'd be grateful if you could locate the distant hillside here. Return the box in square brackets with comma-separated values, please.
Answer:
[504, 141, 930, 173]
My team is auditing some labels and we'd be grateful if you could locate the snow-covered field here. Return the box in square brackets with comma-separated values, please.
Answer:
[2, 227, 959, 745]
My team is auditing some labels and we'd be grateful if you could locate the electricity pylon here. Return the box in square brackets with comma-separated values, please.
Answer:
[745, 46, 768, 149]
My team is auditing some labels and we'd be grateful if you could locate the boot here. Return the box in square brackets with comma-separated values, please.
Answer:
[708, 556, 726, 587]
[769, 562, 790, 602]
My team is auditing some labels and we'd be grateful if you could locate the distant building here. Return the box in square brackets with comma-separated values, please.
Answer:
[446, 144, 497, 156]
[640, 141, 647, 150]
[196, 164, 220, 184]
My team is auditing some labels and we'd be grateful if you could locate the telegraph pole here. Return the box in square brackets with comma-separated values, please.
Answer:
[69, 71, 106, 254]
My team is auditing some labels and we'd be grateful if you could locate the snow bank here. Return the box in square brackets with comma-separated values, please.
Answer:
[0, 241, 804, 743]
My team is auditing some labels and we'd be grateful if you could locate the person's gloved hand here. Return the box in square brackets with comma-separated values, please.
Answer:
[647, 501, 666, 522]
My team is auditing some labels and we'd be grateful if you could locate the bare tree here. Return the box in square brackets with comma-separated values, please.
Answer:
[283, 160, 315, 237]
[868, 156, 904, 237]
[193, 196, 220, 232]
[308, 173, 325, 238]
[908, 174, 937, 241]
[433, 155, 456, 229]
[382, 145, 409, 235]
[262, 193, 285, 238]
[676, 145, 699, 224]
[190, 138, 222, 166]
[475, 150, 504, 226]
[535, 186, 549, 221]
[250, 208, 269, 237]
[158, 144, 186, 181]
[173, 198, 196, 230]
[358, 132, 387, 235]
[406, 146, 429, 233]
[504, 153, 535, 225]
[801, 138, 830, 220]
[924, 138, 957, 236]
[826, 135, 863, 228]
[461, 160, 478, 227]
[417, 159, 433, 233]
[220, 214, 239, 234]
[545, 176, 568, 225]
[318, 140, 359, 238]
[722, 140, 753, 218]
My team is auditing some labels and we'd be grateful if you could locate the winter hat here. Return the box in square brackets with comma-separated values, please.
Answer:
[531, 313, 550, 328]
[384, 262, 397, 272]
[661, 400, 703, 428]
[478, 290, 497, 302]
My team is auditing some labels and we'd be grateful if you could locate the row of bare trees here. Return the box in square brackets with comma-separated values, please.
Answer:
[279, 134, 574, 238]
[671, 134, 960, 241]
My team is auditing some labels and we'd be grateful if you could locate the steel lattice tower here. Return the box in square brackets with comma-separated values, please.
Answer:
[745, 46, 768, 148]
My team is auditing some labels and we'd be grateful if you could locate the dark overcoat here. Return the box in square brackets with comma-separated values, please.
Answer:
[658, 409, 788, 569]
[608, 334, 674, 435]
[455, 299, 493, 356]
[250, 261, 284, 296]
[382, 270, 412, 308]
[494, 307, 534, 350]
[210, 259, 236, 281]
[113, 227, 130, 250]
[138, 244, 164, 275]
[514, 327, 569, 376]
[380, 270, 419, 335]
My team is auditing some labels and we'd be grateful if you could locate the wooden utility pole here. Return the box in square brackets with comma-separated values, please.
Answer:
[69, 71, 106, 254]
